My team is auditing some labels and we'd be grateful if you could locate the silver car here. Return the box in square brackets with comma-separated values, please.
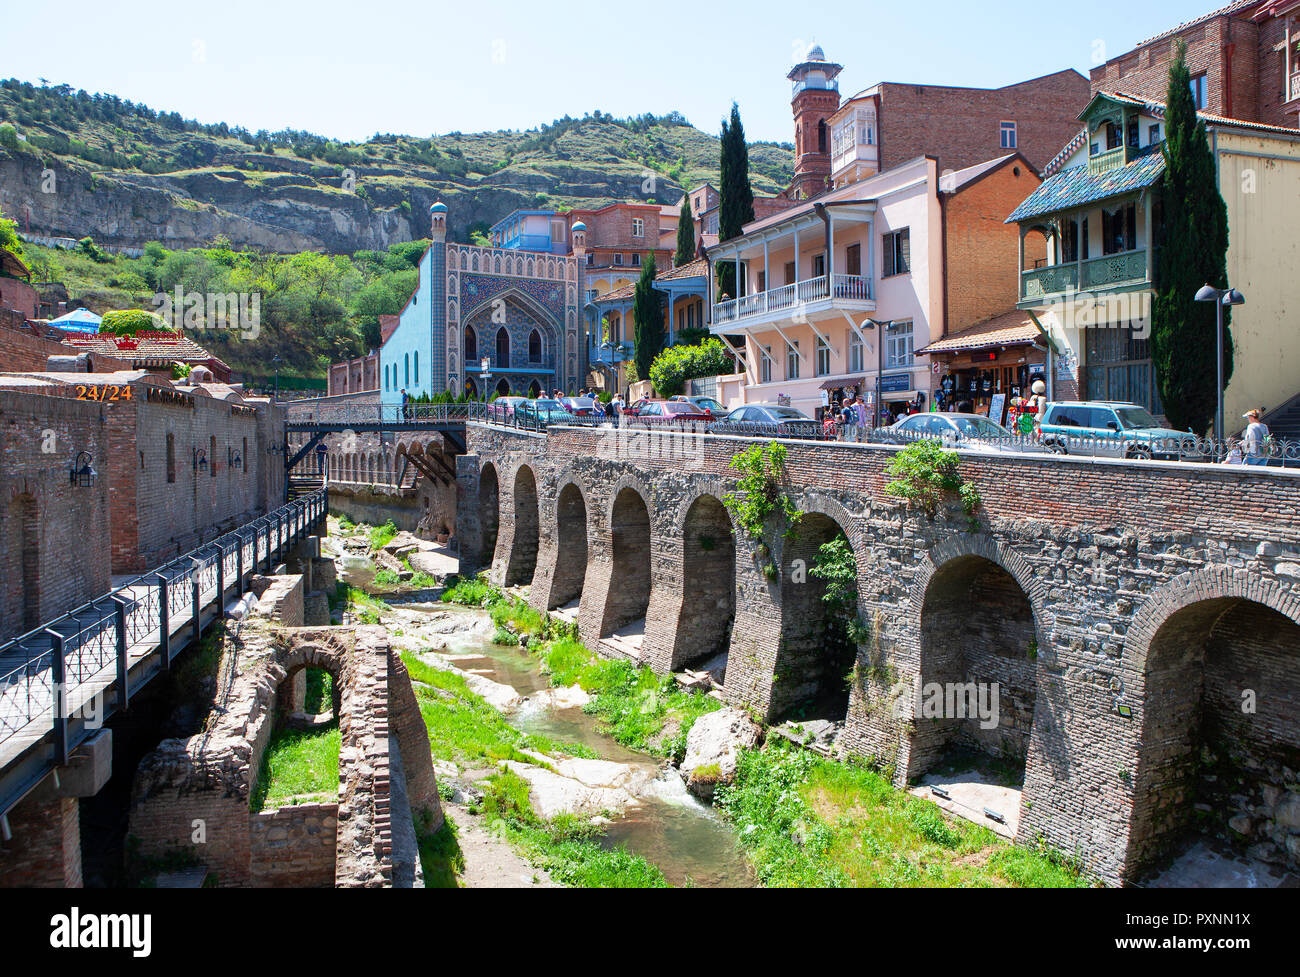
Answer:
[889, 412, 1043, 454]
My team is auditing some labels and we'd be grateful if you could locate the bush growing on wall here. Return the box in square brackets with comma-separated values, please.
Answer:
[648, 337, 734, 397]
[100, 308, 171, 336]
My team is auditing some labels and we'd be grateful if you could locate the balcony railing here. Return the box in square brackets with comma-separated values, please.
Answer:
[712, 274, 872, 325]
[1290, 71, 1300, 103]
[1021, 249, 1151, 301]
[1089, 146, 1126, 176]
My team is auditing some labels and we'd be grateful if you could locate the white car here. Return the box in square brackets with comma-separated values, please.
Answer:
[889, 412, 1043, 454]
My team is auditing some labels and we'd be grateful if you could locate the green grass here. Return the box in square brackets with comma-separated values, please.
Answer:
[342, 584, 389, 624]
[417, 810, 464, 888]
[441, 574, 503, 607]
[303, 668, 333, 714]
[713, 741, 1093, 888]
[373, 567, 401, 588]
[368, 520, 398, 551]
[474, 771, 668, 888]
[250, 724, 341, 812]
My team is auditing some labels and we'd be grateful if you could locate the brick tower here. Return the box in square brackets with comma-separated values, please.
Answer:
[788, 43, 843, 200]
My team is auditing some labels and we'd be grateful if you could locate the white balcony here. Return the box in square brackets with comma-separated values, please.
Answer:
[712, 274, 873, 328]
[1290, 71, 1300, 103]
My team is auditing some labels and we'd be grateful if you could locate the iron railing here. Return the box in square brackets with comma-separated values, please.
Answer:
[0, 490, 327, 750]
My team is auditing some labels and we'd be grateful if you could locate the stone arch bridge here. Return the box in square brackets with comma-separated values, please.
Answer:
[457, 423, 1300, 885]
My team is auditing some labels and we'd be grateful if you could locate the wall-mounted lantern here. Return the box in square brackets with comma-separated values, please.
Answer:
[69, 450, 97, 488]
[229, 446, 243, 471]
[193, 448, 208, 473]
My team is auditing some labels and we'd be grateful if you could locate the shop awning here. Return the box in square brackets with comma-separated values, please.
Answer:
[819, 376, 865, 391]
[915, 310, 1041, 356]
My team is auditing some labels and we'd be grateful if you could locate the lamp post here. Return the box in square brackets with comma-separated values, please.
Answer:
[479, 356, 491, 418]
[862, 318, 892, 430]
[1194, 284, 1245, 442]
[272, 354, 282, 403]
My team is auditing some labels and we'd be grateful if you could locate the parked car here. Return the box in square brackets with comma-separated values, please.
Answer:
[515, 398, 577, 428]
[559, 396, 600, 416]
[888, 412, 1044, 454]
[486, 395, 528, 423]
[670, 394, 731, 420]
[622, 399, 713, 425]
[715, 402, 823, 439]
[1038, 402, 1189, 460]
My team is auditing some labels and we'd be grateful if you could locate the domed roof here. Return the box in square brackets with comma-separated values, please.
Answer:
[805, 43, 826, 61]
[571, 221, 587, 231]
[430, 201, 447, 213]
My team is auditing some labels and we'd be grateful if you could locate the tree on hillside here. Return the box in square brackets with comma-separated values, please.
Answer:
[0, 205, 22, 259]
[1151, 41, 1232, 434]
[675, 194, 695, 267]
[633, 253, 664, 381]
[717, 102, 755, 299]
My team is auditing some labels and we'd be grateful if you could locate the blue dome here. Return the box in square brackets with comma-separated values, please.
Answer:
[806, 43, 825, 61]
[571, 221, 586, 231]
[430, 201, 447, 213]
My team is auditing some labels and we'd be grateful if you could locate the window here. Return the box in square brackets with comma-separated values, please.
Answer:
[404, 353, 409, 386]
[1062, 217, 1089, 262]
[586, 253, 594, 266]
[464, 326, 477, 362]
[812, 253, 826, 278]
[631, 253, 640, 266]
[817, 120, 828, 154]
[529, 329, 542, 363]
[816, 337, 832, 377]
[885, 320, 914, 369]
[1149, 123, 1161, 144]
[848, 331, 864, 373]
[1101, 202, 1137, 255]
[614, 253, 624, 266]
[882, 228, 911, 277]
[550, 219, 566, 245]
[784, 261, 796, 286]
[496, 328, 510, 368]
[631, 218, 644, 237]
[166, 433, 175, 483]
[760, 346, 772, 384]
[1189, 73, 1207, 109]
[860, 113, 875, 145]
[1000, 121, 1017, 149]
[414, 350, 418, 384]
[787, 340, 800, 380]
[846, 243, 861, 277]
[1105, 121, 1122, 150]
[1084, 327, 1163, 415]
[1127, 118, 1139, 149]
[757, 271, 766, 292]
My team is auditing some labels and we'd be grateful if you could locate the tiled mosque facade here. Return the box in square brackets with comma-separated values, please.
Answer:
[380, 204, 586, 403]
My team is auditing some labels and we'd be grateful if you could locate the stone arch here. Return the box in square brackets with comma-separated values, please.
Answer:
[478, 461, 500, 572]
[769, 500, 863, 725]
[495, 327, 511, 368]
[673, 488, 737, 674]
[908, 538, 1047, 783]
[528, 380, 542, 399]
[495, 378, 511, 398]
[504, 464, 541, 586]
[272, 640, 345, 737]
[548, 479, 590, 609]
[601, 480, 654, 640]
[1123, 567, 1300, 879]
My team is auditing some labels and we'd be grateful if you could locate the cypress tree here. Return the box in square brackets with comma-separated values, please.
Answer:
[1151, 41, 1232, 434]
[717, 103, 756, 299]
[675, 193, 695, 267]
[633, 252, 664, 381]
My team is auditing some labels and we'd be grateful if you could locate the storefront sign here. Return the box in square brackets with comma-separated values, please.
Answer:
[880, 373, 911, 394]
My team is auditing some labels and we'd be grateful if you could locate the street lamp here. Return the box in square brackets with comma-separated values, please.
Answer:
[272, 354, 282, 403]
[479, 356, 491, 418]
[862, 318, 892, 430]
[1194, 284, 1245, 442]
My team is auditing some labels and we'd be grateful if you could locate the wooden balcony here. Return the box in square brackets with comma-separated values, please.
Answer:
[1020, 249, 1152, 303]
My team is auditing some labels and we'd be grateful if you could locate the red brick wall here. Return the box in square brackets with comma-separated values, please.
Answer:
[0, 277, 37, 318]
[791, 87, 842, 198]
[1089, 13, 1267, 123]
[0, 793, 81, 887]
[945, 160, 1042, 332]
[879, 70, 1091, 174]
[568, 204, 662, 252]
[0, 319, 133, 373]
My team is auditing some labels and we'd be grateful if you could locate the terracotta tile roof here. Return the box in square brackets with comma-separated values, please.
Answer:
[60, 331, 226, 363]
[658, 257, 709, 281]
[915, 310, 1042, 356]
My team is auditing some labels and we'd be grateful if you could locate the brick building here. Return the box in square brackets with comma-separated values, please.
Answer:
[784, 44, 1089, 199]
[1090, 0, 1300, 129]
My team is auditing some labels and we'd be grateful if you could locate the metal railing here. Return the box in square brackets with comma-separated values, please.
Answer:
[712, 273, 873, 325]
[0, 490, 327, 751]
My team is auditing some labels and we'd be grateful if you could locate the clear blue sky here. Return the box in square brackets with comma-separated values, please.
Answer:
[1, 0, 1208, 144]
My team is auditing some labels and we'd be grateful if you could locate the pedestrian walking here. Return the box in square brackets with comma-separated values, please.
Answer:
[400, 388, 409, 420]
[1242, 408, 1271, 466]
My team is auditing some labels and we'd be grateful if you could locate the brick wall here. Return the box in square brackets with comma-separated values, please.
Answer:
[0, 276, 37, 317]
[945, 158, 1042, 332]
[0, 319, 134, 373]
[0, 388, 111, 637]
[879, 70, 1091, 174]
[0, 793, 81, 887]
[1088, 11, 1287, 126]
[249, 801, 338, 887]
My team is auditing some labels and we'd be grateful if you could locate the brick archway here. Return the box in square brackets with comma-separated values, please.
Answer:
[600, 478, 654, 642]
[503, 463, 541, 586]
[1122, 566, 1300, 880]
[669, 485, 737, 672]
[478, 462, 500, 574]
[548, 478, 590, 609]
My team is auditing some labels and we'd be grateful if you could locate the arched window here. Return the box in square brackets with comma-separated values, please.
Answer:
[404, 353, 409, 387]
[464, 326, 477, 362]
[414, 350, 419, 385]
[496, 378, 511, 398]
[496, 328, 510, 368]
[817, 119, 828, 154]
[528, 329, 542, 363]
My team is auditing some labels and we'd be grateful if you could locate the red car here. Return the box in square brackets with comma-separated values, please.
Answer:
[622, 399, 714, 424]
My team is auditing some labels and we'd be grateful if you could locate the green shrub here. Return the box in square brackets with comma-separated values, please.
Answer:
[101, 308, 170, 336]
[368, 519, 398, 550]
[647, 337, 735, 397]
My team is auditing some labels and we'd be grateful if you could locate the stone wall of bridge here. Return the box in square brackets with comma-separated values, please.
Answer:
[459, 422, 1300, 884]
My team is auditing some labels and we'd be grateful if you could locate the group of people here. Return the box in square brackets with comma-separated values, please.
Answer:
[1222, 408, 1273, 466]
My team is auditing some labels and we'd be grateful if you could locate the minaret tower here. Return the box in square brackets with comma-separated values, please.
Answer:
[787, 43, 843, 200]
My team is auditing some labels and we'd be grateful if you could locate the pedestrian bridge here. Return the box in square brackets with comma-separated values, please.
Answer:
[458, 421, 1300, 885]
[0, 490, 327, 823]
